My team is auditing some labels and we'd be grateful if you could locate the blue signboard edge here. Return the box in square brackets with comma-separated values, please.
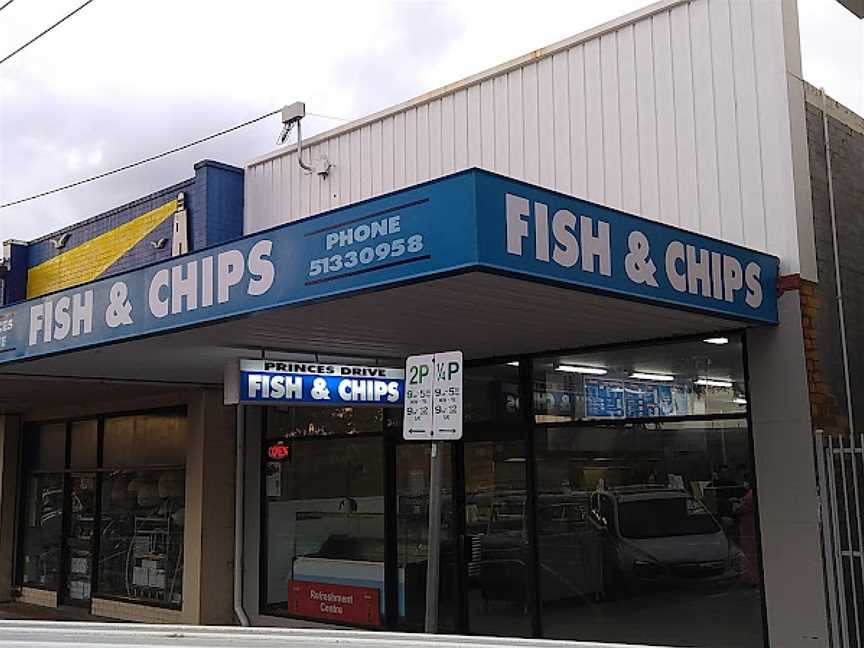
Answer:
[475, 263, 779, 325]
[0, 168, 782, 367]
[471, 168, 782, 269]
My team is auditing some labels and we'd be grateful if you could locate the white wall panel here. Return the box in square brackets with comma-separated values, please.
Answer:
[670, 3, 700, 233]
[617, 25, 640, 215]
[393, 113, 405, 190]
[381, 116, 394, 194]
[429, 99, 442, 179]
[728, 1, 767, 251]
[652, 10, 680, 226]
[537, 57, 555, 188]
[584, 39, 604, 202]
[568, 46, 588, 200]
[690, 0, 722, 237]
[507, 69, 524, 180]
[441, 95, 455, 175]
[634, 20, 659, 223]
[453, 89, 468, 170]
[601, 32, 622, 209]
[552, 51, 572, 195]
[416, 103, 430, 181]
[404, 108, 417, 187]
[710, 0, 744, 243]
[245, 0, 802, 272]
[522, 63, 540, 185]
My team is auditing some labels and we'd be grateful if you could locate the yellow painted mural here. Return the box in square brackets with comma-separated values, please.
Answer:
[26, 200, 177, 299]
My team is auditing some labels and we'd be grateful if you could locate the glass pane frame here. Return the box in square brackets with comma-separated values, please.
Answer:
[532, 417, 765, 647]
[253, 334, 765, 643]
[533, 334, 748, 425]
[16, 408, 187, 611]
[259, 405, 389, 627]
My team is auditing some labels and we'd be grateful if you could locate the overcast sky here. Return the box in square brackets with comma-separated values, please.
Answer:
[0, 0, 861, 244]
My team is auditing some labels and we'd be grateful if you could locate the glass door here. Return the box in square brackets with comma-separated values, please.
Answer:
[462, 438, 532, 637]
[394, 443, 458, 632]
[61, 473, 97, 606]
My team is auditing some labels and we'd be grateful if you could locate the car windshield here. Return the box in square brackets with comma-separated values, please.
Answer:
[617, 496, 720, 539]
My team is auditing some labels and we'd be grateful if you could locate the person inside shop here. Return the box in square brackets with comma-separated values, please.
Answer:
[732, 475, 758, 586]
[708, 464, 743, 541]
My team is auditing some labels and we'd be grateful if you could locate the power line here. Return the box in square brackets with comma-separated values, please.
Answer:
[0, 0, 96, 66]
[0, 108, 353, 210]
[0, 108, 281, 210]
[0, 0, 19, 13]
[309, 111, 351, 123]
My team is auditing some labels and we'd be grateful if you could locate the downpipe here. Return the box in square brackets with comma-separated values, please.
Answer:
[234, 404, 250, 626]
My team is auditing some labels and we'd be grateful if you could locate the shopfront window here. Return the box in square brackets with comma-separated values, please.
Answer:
[463, 438, 532, 638]
[533, 336, 747, 423]
[465, 362, 521, 423]
[533, 418, 764, 648]
[253, 341, 761, 643]
[395, 443, 457, 632]
[97, 468, 185, 607]
[262, 407, 386, 626]
[97, 413, 186, 608]
[103, 412, 186, 467]
[20, 472, 64, 589]
[17, 410, 187, 610]
[70, 420, 98, 470]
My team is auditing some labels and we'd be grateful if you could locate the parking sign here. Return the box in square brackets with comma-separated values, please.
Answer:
[403, 351, 463, 440]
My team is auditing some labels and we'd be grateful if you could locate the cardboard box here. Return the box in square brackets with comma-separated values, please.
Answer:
[149, 569, 166, 589]
[133, 566, 148, 587]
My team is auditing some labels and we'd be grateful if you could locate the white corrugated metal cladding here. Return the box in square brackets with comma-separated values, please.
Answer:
[245, 0, 802, 273]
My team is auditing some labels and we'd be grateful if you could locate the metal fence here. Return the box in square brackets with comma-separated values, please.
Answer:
[817, 431, 864, 648]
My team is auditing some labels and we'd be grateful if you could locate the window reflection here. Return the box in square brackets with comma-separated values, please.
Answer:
[464, 440, 532, 638]
[534, 420, 764, 648]
[263, 433, 386, 627]
[21, 474, 64, 589]
[19, 411, 187, 609]
[396, 444, 457, 632]
[98, 470, 185, 607]
[534, 336, 747, 423]
[464, 363, 521, 423]
[268, 406, 384, 438]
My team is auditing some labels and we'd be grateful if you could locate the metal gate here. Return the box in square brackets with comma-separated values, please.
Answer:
[817, 430, 864, 648]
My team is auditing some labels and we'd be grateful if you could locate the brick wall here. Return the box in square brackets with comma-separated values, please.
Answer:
[2, 160, 244, 304]
[91, 597, 183, 624]
[18, 586, 57, 608]
[804, 91, 864, 435]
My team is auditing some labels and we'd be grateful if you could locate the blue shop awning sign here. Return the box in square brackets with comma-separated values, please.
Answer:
[0, 169, 780, 365]
[227, 359, 405, 406]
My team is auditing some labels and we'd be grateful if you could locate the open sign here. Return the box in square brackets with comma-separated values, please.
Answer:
[267, 443, 290, 460]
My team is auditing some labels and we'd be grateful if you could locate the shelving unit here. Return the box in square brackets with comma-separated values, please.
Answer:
[127, 515, 182, 606]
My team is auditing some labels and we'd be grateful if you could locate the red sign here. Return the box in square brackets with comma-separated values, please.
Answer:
[287, 579, 381, 627]
[267, 443, 290, 460]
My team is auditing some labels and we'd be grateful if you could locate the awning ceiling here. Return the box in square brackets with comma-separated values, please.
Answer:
[0, 271, 747, 414]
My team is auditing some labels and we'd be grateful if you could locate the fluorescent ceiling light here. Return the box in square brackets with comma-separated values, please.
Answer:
[695, 378, 733, 388]
[504, 457, 526, 463]
[703, 337, 729, 345]
[555, 364, 607, 375]
[734, 397, 748, 405]
[507, 361, 519, 367]
[630, 372, 674, 382]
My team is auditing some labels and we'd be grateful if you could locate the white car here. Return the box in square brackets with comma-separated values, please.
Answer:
[589, 486, 734, 591]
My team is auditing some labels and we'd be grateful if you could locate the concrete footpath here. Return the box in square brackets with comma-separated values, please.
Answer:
[0, 621, 671, 647]
[0, 603, 119, 622]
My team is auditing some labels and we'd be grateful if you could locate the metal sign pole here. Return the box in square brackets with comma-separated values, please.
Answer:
[405, 350, 461, 634]
[424, 439, 444, 633]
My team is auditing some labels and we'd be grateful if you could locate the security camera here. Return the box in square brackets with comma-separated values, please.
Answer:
[281, 102, 306, 126]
